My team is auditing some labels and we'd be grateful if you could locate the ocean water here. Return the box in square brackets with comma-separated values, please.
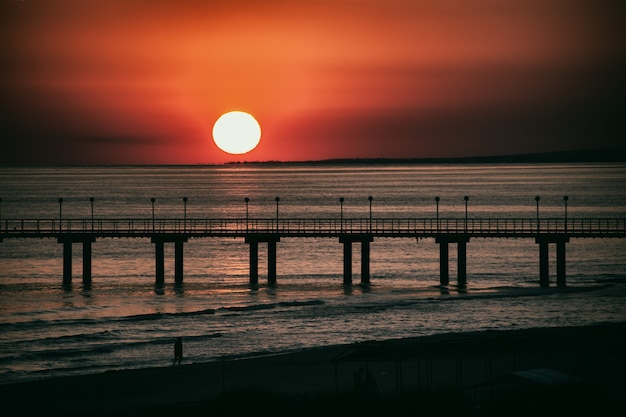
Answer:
[1, 163, 625, 385]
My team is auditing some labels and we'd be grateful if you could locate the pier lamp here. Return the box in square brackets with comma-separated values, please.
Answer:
[535, 196, 540, 233]
[89, 197, 94, 233]
[183, 197, 188, 233]
[244, 197, 250, 231]
[275, 197, 280, 232]
[151, 198, 156, 233]
[339, 197, 344, 232]
[368, 196, 373, 232]
[563, 195, 569, 232]
[464, 196, 469, 233]
[435, 196, 440, 232]
[58, 198, 63, 232]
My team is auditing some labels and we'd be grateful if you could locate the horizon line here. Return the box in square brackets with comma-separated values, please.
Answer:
[2, 148, 626, 167]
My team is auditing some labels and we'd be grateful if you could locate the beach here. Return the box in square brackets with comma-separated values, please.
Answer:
[2, 322, 624, 416]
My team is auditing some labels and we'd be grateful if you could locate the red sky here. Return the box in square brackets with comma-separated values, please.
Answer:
[1, 0, 625, 164]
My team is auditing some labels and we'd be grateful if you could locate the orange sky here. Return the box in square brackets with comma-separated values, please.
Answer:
[1, 0, 625, 164]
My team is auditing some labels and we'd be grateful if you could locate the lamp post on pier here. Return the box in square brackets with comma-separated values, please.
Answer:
[368, 196, 373, 232]
[435, 196, 440, 232]
[244, 197, 250, 231]
[275, 197, 280, 232]
[151, 198, 156, 233]
[464, 196, 469, 233]
[58, 198, 63, 232]
[535, 196, 541, 234]
[339, 197, 344, 232]
[183, 197, 188, 233]
[563, 195, 568, 232]
[89, 197, 94, 233]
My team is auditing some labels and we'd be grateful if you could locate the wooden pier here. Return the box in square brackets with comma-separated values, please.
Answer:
[1, 217, 625, 288]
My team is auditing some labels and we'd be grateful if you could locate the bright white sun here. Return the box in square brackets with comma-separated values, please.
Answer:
[212, 111, 261, 155]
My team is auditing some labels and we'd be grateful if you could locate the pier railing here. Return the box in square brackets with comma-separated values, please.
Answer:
[2, 217, 626, 238]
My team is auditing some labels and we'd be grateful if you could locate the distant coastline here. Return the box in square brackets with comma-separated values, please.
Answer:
[2, 148, 626, 167]
[229, 148, 626, 166]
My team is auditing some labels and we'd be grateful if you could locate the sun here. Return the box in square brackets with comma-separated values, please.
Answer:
[212, 111, 261, 155]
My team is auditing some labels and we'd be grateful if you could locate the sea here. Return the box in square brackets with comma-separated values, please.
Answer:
[1, 163, 625, 385]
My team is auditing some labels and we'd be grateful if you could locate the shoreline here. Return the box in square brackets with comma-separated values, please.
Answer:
[2, 322, 625, 415]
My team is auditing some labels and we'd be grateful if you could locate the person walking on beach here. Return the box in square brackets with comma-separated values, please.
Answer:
[173, 337, 183, 366]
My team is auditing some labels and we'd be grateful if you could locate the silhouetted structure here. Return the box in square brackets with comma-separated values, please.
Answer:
[1, 214, 624, 288]
[353, 367, 364, 392]
[363, 370, 378, 395]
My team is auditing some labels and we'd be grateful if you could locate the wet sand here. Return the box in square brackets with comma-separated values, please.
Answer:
[2, 322, 625, 416]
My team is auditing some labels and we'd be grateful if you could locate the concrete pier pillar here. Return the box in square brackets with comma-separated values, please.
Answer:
[539, 241, 549, 287]
[249, 239, 259, 285]
[246, 236, 278, 285]
[268, 240, 277, 286]
[340, 236, 372, 285]
[361, 240, 370, 284]
[82, 240, 92, 285]
[155, 240, 165, 286]
[63, 241, 72, 286]
[343, 240, 352, 285]
[457, 240, 467, 288]
[174, 239, 184, 285]
[556, 240, 566, 287]
[437, 236, 469, 287]
[439, 241, 449, 286]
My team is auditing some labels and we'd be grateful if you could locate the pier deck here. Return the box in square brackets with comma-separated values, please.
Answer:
[2, 217, 625, 239]
[1, 217, 625, 288]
